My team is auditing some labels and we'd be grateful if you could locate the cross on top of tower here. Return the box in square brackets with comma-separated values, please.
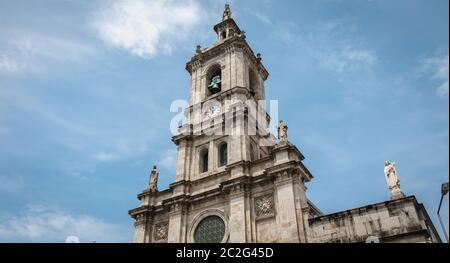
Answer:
[223, 4, 232, 21]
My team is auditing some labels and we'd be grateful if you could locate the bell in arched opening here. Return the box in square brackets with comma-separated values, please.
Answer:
[208, 70, 222, 94]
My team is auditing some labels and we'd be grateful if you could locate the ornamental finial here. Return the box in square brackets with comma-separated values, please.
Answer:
[223, 4, 232, 21]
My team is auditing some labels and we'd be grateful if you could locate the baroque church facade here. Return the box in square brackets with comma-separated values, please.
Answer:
[129, 5, 441, 243]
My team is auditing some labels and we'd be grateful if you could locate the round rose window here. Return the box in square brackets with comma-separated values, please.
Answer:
[193, 215, 225, 243]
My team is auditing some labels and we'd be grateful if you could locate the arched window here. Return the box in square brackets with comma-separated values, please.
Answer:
[249, 69, 257, 96]
[221, 31, 227, 40]
[207, 65, 222, 96]
[228, 29, 235, 37]
[200, 149, 209, 173]
[219, 143, 228, 166]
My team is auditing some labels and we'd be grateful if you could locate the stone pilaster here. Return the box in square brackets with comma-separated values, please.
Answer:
[131, 209, 153, 243]
[224, 177, 251, 242]
[274, 171, 301, 242]
[292, 177, 308, 243]
[167, 201, 188, 243]
[133, 213, 147, 243]
[175, 140, 188, 182]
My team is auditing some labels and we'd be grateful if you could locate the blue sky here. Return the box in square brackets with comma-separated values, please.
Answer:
[0, 0, 448, 242]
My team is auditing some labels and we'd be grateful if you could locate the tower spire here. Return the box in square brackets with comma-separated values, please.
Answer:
[223, 4, 232, 21]
[213, 3, 240, 41]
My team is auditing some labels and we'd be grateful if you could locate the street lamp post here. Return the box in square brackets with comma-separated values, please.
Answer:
[438, 182, 449, 243]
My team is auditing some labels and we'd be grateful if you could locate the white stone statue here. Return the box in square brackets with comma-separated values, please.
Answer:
[277, 120, 288, 144]
[148, 165, 159, 192]
[384, 161, 404, 199]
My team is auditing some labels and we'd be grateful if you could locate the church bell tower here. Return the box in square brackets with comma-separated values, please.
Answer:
[129, 5, 316, 243]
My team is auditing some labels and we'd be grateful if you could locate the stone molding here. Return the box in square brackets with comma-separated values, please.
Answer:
[186, 37, 268, 80]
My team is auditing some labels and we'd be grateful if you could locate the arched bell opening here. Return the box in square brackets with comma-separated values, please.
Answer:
[206, 64, 222, 96]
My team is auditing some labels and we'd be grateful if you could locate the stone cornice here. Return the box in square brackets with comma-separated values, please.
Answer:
[298, 161, 313, 181]
[128, 205, 153, 219]
[129, 172, 283, 220]
[183, 86, 251, 113]
[162, 188, 226, 214]
[270, 142, 314, 181]
[203, 86, 250, 103]
[308, 195, 418, 223]
[163, 196, 191, 215]
[249, 155, 272, 165]
[272, 142, 305, 161]
[220, 175, 252, 197]
[186, 36, 269, 80]
[251, 172, 276, 186]
[265, 160, 300, 175]
[226, 160, 250, 169]
[213, 18, 242, 35]
[169, 168, 230, 188]
[137, 187, 173, 200]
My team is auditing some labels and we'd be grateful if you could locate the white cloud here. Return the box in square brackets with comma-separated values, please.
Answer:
[1, 88, 154, 170]
[437, 81, 449, 96]
[245, 9, 273, 26]
[0, 34, 95, 74]
[273, 18, 377, 73]
[312, 20, 377, 73]
[91, 152, 120, 162]
[14, 35, 94, 63]
[158, 148, 177, 170]
[0, 55, 22, 73]
[419, 54, 449, 96]
[91, 140, 149, 163]
[0, 205, 130, 242]
[317, 46, 377, 73]
[92, 0, 205, 58]
[1, 90, 98, 137]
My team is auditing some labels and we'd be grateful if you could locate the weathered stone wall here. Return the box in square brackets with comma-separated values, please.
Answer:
[256, 218, 278, 242]
[130, 142, 313, 243]
[307, 196, 436, 243]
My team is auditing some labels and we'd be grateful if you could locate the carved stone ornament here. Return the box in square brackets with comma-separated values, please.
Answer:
[254, 194, 275, 219]
[153, 222, 169, 242]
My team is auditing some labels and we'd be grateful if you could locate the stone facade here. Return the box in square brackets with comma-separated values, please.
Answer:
[308, 196, 441, 243]
[128, 5, 441, 243]
[129, 142, 314, 243]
